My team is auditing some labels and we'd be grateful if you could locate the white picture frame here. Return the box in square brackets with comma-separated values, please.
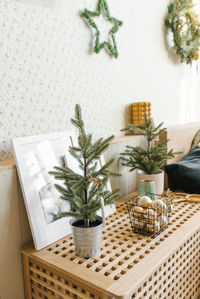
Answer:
[12, 131, 116, 250]
[12, 131, 76, 250]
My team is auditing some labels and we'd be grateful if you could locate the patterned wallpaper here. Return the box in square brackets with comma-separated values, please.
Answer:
[0, 0, 194, 160]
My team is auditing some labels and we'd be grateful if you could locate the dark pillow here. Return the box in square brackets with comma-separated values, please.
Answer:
[165, 147, 200, 194]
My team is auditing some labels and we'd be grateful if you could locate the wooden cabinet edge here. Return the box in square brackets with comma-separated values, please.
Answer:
[0, 135, 141, 172]
[22, 253, 32, 299]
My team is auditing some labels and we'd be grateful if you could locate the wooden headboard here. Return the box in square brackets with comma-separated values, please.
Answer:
[161, 122, 200, 164]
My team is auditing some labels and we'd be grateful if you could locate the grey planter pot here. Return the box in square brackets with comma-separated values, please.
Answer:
[70, 216, 103, 258]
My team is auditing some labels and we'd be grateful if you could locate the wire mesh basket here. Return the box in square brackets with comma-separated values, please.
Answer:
[126, 192, 173, 237]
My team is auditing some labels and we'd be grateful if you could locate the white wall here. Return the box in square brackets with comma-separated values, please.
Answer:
[0, 0, 200, 161]
[0, 168, 32, 299]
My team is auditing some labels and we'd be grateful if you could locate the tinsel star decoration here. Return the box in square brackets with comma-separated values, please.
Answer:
[82, 0, 123, 58]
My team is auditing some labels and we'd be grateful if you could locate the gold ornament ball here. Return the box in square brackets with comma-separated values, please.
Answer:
[152, 199, 167, 212]
[138, 195, 152, 208]
[134, 219, 145, 230]
[143, 208, 157, 224]
[146, 221, 160, 233]
[133, 206, 144, 219]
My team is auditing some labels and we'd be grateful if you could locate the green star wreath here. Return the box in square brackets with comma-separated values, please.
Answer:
[82, 0, 123, 58]
[165, 0, 200, 64]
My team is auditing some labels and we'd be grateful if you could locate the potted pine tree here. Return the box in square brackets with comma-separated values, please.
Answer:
[120, 113, 177, 194]
[50, 104, 120, 258]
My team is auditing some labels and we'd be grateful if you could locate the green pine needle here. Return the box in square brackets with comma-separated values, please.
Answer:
[165, 0, 200, 64]
[49, 104, 121, 227]
[120, 113, 179, 174]
[82, 0, 123, 58]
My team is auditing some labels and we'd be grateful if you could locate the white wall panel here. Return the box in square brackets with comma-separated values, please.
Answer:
[0, 168, 32, 299]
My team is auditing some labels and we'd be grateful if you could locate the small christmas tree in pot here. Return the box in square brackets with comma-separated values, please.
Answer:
[120, 113, 178, 194]
[50, 104, 121, 258]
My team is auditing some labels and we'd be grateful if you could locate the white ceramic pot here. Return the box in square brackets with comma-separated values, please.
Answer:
[136, 169, 164, 195]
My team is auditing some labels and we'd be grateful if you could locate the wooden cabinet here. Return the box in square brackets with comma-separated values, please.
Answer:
[21, 193, 200, 299]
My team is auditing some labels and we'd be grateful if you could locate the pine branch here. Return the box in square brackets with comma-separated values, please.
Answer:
[61, 211, 82, 218]
[49, 104, 121, 227]
[120, 113, 179, 174]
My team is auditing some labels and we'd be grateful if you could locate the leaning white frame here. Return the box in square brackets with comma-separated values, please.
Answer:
[12, 131, 76, 250]
[12, 131, 116, 250]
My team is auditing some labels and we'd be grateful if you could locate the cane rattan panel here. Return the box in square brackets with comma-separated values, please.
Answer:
[22, 192, 200, 299]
